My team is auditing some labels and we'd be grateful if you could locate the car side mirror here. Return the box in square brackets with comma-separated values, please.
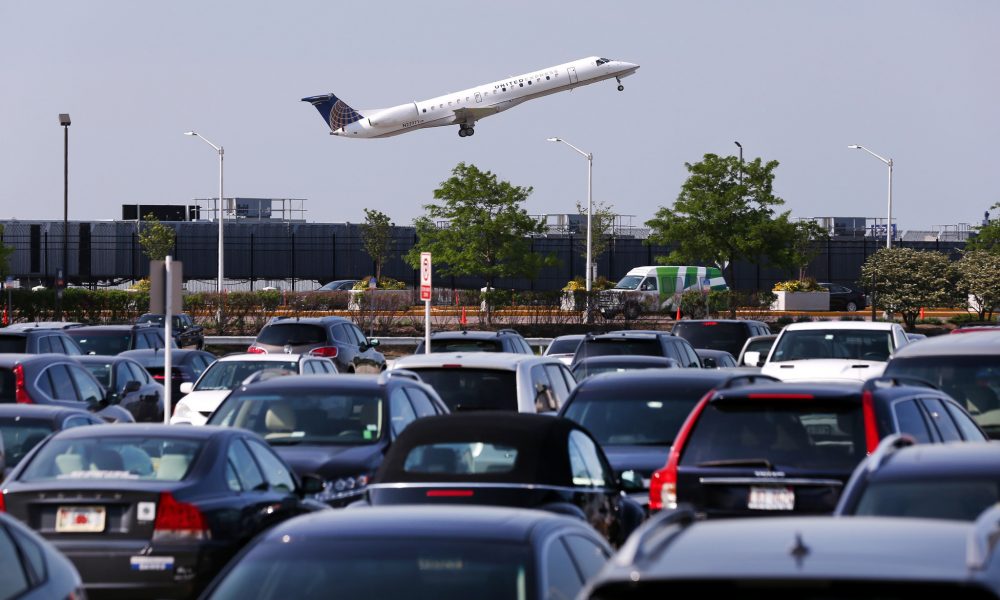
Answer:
[368, 338, 380, 348]
[743, 351, 761, 367]
[179, 382, 194, 395]
[299, 473, 325, 496]
[122, 380, 141, 394]
[618, 469, 645, 493]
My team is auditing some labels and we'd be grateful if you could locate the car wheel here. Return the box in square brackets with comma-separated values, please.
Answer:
[846, 301, 858, 312]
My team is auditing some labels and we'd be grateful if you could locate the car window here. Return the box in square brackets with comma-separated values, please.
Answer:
[302, 361, 318, 374]
[46, 365, 78, 400]
[246, 439, 296, 492]
[21, 436, 201, 482]
[134, 332, 151, 349]
[559, 365, 576, 392]
[8, 525, 45, 586]
[127, 362, 150, 384]
[771, 329, 893, 362]
[407, 369, 518, 412]
[348, 325, 368, 347]
[563, 535, 610, 580]
[893, 399, 933, 443]
[639, 277, 657, 291]
[0, 335, 27, 353]
[331, 324, 351, 344]
[544, 364, 570, 405]
[389, 388, 417, 436]
[531, 365, 559, 412]
[319, 360, 336, 374]
[567, 430, 610, 488]
[258, 324, 327, 346]
[37, 336, 53, 354]
[63, 415, 94, 429]
[920, 398, 962, 442]
[58, 335, 82, 355]
[115, 362, 132, 390]
[672, 322, 752, 357]
[228, 439, 266, 492]
[403, 386, 439, 417]
[0, 524, 31, 598]
[680, 342, 701, 368]
[545, 537, 583, 600]
[403, 442, 517, 474]
[944, 402, 987, 441]
[68, 365, 104, 404]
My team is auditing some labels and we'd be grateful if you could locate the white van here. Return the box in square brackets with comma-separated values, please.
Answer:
[597, 266, 728, 319]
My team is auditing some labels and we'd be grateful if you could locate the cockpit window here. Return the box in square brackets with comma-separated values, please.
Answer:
[596, 58, 611, 65]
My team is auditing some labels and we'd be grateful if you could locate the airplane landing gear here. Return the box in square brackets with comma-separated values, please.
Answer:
[458, 124, 475, 137]
[616, 77, 624, 91]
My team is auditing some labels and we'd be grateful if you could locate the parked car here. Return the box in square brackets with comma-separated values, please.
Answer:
[544, 333, 586, 365]
[883, 331, 1000, 438]
[171, 353, 337, 425]
[390, 352, 577, 413]
[0, 511, 85, 600]
[414, 328, 534, 354]
[75, 354, 166, 422]
[571, 355, 679, 381]
[0, 354, 134, 422]
[362, 413, 645, 547]
[317, 279, 359, 291]
[671, 319, 771, 359]
[648, 376, 987, 516]
[248, 316, 386, 374]
[0, 424, 329, 599]
[560, 370, 777, 508]
[906, 332, 928, 342]
[736, 333, 777, 367]
[208, 373, 448, 506]
[597, 265, 728, 319]
[200, 506, 612, 600]
[136, 312, 205, 349]
[120, 348, 217, 403]
[0, 404, 104, 476]
[581, 508, 1000, 599]
[951, 323, 1000, 334]
[0, 325, 83, 355]
[819, 282, 869, 311]
[695, 348, 737, 369]
[760, 320, 909, 382]
[65, 324, 175, 355]
[836, 435, 1000, 521]
[571, 330, 702, 368]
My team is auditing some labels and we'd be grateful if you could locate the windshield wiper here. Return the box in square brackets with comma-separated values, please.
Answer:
[266, 438, 306, 446]
[696, 458, 774, 469]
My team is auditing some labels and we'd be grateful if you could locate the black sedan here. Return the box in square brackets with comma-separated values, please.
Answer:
[208, 373, 449, 506]
[136, 313, 205, 349]
[201, 505, 612, 600]
[0, 424, 328, 599]
[363, 412, 644, 546]
[120, 348, 216, 401]
[819, 282, 868, 312]
[76, 354, 165, 422]
[0, 404, 104, 477]
[0, 511, 85, 600]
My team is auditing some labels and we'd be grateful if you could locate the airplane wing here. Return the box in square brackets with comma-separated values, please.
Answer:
[453, 106, 497, 123]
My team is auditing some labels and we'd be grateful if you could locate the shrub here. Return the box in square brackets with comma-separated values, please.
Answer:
[680, 290, 708, 319]
[773, 277, 824, 292]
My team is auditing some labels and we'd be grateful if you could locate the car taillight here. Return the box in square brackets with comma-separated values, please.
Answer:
[0, 490, 6, 512]
[649, 390, 713, 512]
[247, 346, 267, 354]
[152, 492, 209, 541]
[13, 365, 32, 404]
[426, 490, 474, 497]
[309, 347, 339, 358]
[862, 389, 879, 453]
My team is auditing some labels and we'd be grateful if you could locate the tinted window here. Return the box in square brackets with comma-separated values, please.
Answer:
[127, 362, 150, 384]
[563, 535, 609, 580]
[546, 538, 583, 600]
[0, 368, 13, 403]
[403, 442, 517, 474]
[672, 322, 750, 357]
[115, 362, 133, 389]
[8, 525, 45, 585]
[0, 418, 53, 468]
[0, 335, 27, 353]
[945, 403, 987, 441]
[771, 329, 893, 362]
[37, 336, 53, 354]
[228, 439, 265, 492]
[246, 439, 296, 492]
[63, 416, 94, 429]
[563, 385, 704, 446]
[567, 430, 610, 487]
[390, 388, 417, 436]
[347, 325, 368, 347]
[577, 338, 663, 360]
[404, 387, 439, 417]
[57, 335, 82, 355]
[0, 525, 30, 598]
[429, 339, 503, 353]
[135, 332, 151, 349]
[545, 365, 570, 404]
[855, 479, 1000, 521]
[893, 399, 933, 443]
[531, 365, 558, 412]
[678, 341, 701, 368]
[257, 324, 327, 346]
[46, 365, 78, 400]
[70, 331, 132, 355]
[921, 398, 961, 441]
[331, 324, 351, 343]
[20, 436, 202, 482]
[547, 337, 582, 355]
[407, 369, 518, 412]
[68, 365, 104, 403]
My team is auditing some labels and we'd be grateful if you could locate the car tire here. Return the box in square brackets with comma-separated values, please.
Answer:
[846, 301, 858, 312]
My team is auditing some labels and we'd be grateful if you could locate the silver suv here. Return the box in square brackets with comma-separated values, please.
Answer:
[248, 316, 386, 374]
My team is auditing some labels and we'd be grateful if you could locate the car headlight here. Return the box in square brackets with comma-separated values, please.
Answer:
[172, 401, 192, 420]
[312, 473, 371, 502]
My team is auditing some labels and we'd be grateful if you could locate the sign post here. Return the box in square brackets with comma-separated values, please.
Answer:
[164, 256, 173, 424]
[420, 252, 432, 354]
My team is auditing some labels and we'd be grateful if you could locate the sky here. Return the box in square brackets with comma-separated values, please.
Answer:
[2, 1, 998, 233]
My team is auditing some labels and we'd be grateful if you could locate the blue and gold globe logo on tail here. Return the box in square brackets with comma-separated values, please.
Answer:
[301, 93, 364, 132]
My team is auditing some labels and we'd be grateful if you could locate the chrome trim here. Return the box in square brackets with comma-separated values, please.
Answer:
[698, 477, 843, 487]
[367, 482, 605, 494]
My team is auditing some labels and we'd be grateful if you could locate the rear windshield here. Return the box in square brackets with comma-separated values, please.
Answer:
[407, 369, 518, 412]
[0, 335, 27, 353]
[571, 362, 674, 381]
[19, 436, 203, 482]
[680, 399, 867, 470]
[546, 338, 581, 355]
[672, 322, 748, 357]
[885, 356, 1000, 437]
[770, 329, 893, 362]
[576, 339, 662, 360]
[855, 479, 1000, 521]
[196, 360, 299, 391]
[210, 392, 383, 445]
[257, 324, 327, 346]
[68, 331, 132, 355]
[428, 339, 502, 353]
[0, 418, 54, 468]
[563, 387, 703, 446]
[403, 442, 518, 474]
[0, 368, 15, 403]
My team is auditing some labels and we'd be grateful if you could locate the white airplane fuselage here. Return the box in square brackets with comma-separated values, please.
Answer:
[303, 56, 638, 139]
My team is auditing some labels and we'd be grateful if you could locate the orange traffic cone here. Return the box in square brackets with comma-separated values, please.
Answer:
[676, 307, 681, 320]
[460, 307, 468, 326]
[919, 307, 925, 320]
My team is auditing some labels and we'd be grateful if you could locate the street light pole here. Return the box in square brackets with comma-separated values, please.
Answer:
[848, 145, 894, 249]
[58, 113, 71, 321]
[547, 137, 594, 292]
[734, 141, 743, 187]
[184, 131, 225, 323]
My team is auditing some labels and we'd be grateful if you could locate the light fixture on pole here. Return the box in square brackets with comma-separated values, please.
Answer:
[734, 140, 743, 187]
[58, 113, 71, 321]
[184, 131, 225, 316]
[848, 144, 894, 249]
[547, 137, 594, 293]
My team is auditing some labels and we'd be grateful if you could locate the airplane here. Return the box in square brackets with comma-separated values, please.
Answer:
[302, 56, 639, 139]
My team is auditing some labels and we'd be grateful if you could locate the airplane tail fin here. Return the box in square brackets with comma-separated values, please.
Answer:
[301, 93, 365, 131]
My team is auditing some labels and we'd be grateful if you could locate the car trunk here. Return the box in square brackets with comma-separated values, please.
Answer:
[368, 484, 570, 509]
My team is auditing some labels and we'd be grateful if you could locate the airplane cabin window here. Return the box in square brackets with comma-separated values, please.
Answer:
[546, 76, 550, 80]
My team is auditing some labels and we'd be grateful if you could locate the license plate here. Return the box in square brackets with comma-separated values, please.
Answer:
[56, 506, 107, 533]
[748, 487, 795, 511]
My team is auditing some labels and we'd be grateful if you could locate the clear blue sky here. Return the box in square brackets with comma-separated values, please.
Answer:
[2, 0, 997, 231]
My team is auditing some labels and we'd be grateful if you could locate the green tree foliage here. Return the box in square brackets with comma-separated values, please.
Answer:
[406, 162, 557, 323]
[361, 208, 394, 281]
[574, 199, 616, 268]
[782, 220, 830, 280]
[860, 247, 963, 329]
[645, 154, 801, 289]
[0, 224, 14, 278]
[956, 250, 1000, 320]
[137, 214, 176, 261]
[966, 203, 1000, 253]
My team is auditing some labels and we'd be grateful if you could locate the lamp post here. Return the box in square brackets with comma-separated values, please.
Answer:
[58, 113, 71, 321]
[546, 137, 593, 292]
[848, 145, 894, 249]
[184, 131, 225, 323]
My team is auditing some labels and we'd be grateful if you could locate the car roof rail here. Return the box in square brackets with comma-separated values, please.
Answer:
[717, 373, 782, 390]
[380, 369, 423, 384]
[968, 503, 1000, 571]
[497, 328, 520, 336]
[863, 376, 939, 392]
[864, 433, 916, 473]
[622, 505, 698, 566]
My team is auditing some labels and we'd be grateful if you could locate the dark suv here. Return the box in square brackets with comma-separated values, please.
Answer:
[671, 319, 771, 359]
[248, 316, 386, 374]
[0, 354, 133, 422]
[571, 330, 701, 368]
[65, 324, 174, 355]
[413, 329, 534, 354]
[648, 376, 986, 517]
[0, 326, 83, 355]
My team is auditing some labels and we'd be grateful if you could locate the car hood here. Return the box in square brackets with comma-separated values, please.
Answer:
[274, 443, 384, 479]
[762, 360, 887, 382]
[176, 390, 232, 412]
[603, 445, 671, 478]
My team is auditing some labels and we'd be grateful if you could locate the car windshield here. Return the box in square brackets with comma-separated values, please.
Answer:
[854, 478, 1000, 522]
[884, 356, 1000, 436]
[545, 338, 581, 355]
[197, 360, 299, 391]
[19, 436, 203, 482]
[257, 324, 327, 346]
[0, 336, 27, 353]
[0, 418, 54, 468]
[577, 339, 662, 359]
[210, 392, 383, 445]
[70, 332, 132, 355]
[563, 387, 703, 446]
[403, 442, 519, 474]
[680, 399, 867, 470]
[673, 322, 749, 357]
[614, 275, 642, 290]
[206, 539, 534, 600]
[405, 369, 518, 412]
[83, 363, 112, 387]
[770, 329, 893, 362]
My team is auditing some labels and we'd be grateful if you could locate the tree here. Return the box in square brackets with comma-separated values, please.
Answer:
[0, 224, 13, 279]
[646, 154, 798, 289]
[956, 250, 1000, 320]
[574, 199, 616, 270]
[137, 214, 176, 261]
[777, 220, 830, 280]
[405, 162, 556, 324]
[361, 208, 394, 281]
[860, 247, 963, 329]
[966, 202, 1000, 253]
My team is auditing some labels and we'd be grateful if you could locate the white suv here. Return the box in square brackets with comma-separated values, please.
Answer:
[761, 321, 909, 383]
[170, 353, 337, 425]
[389, 352, 576, 413]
